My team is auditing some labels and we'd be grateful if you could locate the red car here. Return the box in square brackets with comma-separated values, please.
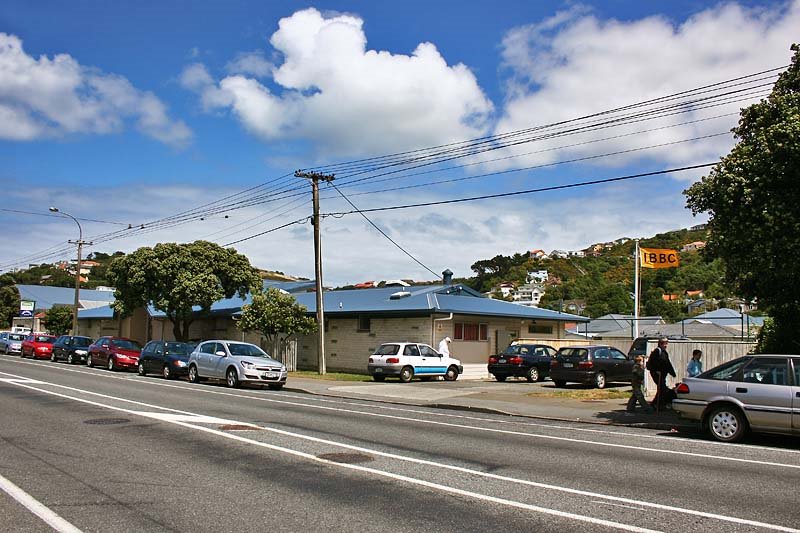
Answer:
[21, 334, 57, 359]
[87, 336, 142, 371]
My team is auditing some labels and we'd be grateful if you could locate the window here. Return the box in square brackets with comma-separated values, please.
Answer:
[742, 358, 788, 386]
[200, 342, 217, 354]
[528, 324, 554, 335]
[705, 357, 751, 381]
[419, 345, 438, 357]
[374, 344, 399, 355]
[793, 359, 800, 386]
[609, 349, 628, 360]
[454, 323, 488, 341]
[403, 345, 420, 357]
[357, 315, 371, 332]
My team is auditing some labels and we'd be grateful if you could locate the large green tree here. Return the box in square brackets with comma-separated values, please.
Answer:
[0, 274, 20, 327]
[44, 306, 73, 336]
[236, 287, 317, 357]
[108, 241, 262, 341]
[685, 44, 800, 352]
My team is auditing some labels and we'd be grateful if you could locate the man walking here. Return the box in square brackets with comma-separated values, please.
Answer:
[646, 337, 676, 410]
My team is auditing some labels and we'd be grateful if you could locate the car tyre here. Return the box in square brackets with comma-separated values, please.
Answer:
[494, 375, 507, 382]
[226, 368, 240, 388]
[162, 365, 172, 379]
[594, 372, 606, 389]
[67, 353, 75, 364]
[553, 379, 567, 388]
[444, 366, 458, 381]
[707, 405, 747, 443]
[50, 351, 57, 362]
[86, 354, 93, 367]
[526, 366, 540, 383]
[138, 362, 146, 376]
[267, 383, 283, 391]
[372, 374, 386, 382]
[108, 357, 116, 371]
[188, 365, 200, 383]
[399, 366, 414, 383]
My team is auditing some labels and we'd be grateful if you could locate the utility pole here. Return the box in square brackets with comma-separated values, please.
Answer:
[295, 170, 335, 375]
[49, 207, 92, 335]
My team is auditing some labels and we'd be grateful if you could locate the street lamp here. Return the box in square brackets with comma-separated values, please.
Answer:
[49, 207, 89, 335]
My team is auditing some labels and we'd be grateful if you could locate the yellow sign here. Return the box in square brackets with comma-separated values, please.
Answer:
[640, 248, 679, 269]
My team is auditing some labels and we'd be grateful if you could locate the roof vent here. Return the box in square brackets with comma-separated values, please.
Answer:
[390, 291, 411, 300]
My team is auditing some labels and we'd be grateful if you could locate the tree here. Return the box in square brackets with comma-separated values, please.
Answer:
[0, 274, 20, 327]
[108, 241, 262, 341]
[44, 306, 73, 336]
[685, 44, 800, 352]
[236, 287, 317, 357]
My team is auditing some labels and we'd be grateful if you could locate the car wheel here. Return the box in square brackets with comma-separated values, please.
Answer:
[707, 405, 747, 443]
[226, 368, 240, 388]
[86, 354, 93, 367]
[444, 366, 458, 381]
[138, 362, 146, 376]
[594, 372, 606, 389]
[188, 365, 200, 383]
[108, 357, 116, 371]
[67, 353, 75, 364]
[372, 374, 386, 382]
[267, 383, 283, 391]
[494, 375, 507, 382]
[50, 351, 57, 362]
[526, 367, 540, 383]
[162, 365, 171, 379]
[399, 366, 414, 383]
[553, 379, 567, 388]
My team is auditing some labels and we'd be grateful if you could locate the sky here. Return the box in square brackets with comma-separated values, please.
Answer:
[0, 0, 797, 285]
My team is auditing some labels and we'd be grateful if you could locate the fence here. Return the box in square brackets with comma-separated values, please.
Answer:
[262, 336, 298, 371]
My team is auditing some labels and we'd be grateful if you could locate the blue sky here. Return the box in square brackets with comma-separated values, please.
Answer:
[0, 1, 797, 284]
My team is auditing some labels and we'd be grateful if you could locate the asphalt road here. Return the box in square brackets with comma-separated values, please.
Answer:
[1, 354, 798, 533]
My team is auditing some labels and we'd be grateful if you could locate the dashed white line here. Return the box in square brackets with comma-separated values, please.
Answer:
[0, 472, 83, 533]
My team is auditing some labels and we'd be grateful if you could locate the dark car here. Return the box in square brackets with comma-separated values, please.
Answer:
[138, 340, 195, 379]
[550, 345, 634, 389]
[87, 336, 142, 371]
[627, 335, 689, 358]
[51, 335, 93, 364]
[488, 343, 557, 382]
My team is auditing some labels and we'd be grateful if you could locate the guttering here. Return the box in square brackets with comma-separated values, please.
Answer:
[432, 312, 454, 345]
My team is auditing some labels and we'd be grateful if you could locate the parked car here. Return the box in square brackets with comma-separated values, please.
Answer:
[0, 332, 26, 355]
[367, 342, 463, 383]
[21, 334, 57, 359]
[673, 354, 800, 442]
[138, 340, 195, 379]
[549, 345, 634, 389]
[51, 335, 94, 364]
[87, 336, 142, 371]
[627, 335, 689, 358]
[187, 340, 287, 390]
[488, 343, 557, 382]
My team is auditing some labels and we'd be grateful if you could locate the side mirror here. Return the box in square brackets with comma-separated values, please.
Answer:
[215, 350, 227, 357]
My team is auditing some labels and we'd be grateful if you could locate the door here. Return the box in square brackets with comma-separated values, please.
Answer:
[402, 344, 423, 374]
[196, 342, 216, 376]
[98, 339, 111, 365]
[792, 358, 800, 433]
[418, 344, 446, 375]
[608, 348, 633, 381]
[153, 342, 165, 372]
[209, 342, 229, 379]
[732, 357, 792, 432]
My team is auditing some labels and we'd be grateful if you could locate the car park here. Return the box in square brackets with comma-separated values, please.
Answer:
[0, 332, 26, 355]
[138, 340, 195, 379]
[488, 342, 557, 382]
[21, 334, 57, 359]
[187, 340, 287, 389]
[87, 336, 142, 371]
[673, 354, 800, 442]
[51, 335, 93, 364]
[367, 342, 463, 383]
[549, 345, 634, 389]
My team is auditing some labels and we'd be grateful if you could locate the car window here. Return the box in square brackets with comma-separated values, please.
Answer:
[155, 343, 165, 355]
[518, 346, 530, 355]
[165, 342, 191, 355]
[593, 348, 609, 360]
[374, 344, 400, 355]
[226, 343, 269, 358]
[558, 348, 588, 359]
[200, 342, 217, 354]
[403, 344, 420, 357]
[9, 334, 25, 341]
[704, 357, 751, 381]
[742, 358, 789, 386]
[793, 359, 800, 387]
[609, 349, 628, 360]
[35, 336, 55, 343]
[546, 347, 557, 357]
[74, 337, 92, 347]
[419, 345, 438, 357]
[503, 345, 523, 355]
[56, 336, 69, 345]
[113, 339, 141, 350]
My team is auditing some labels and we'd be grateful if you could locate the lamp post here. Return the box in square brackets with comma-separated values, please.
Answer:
[49, 207, 89, 335]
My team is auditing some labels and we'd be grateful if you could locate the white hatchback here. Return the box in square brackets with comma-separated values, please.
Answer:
[367, 342, 463, 383]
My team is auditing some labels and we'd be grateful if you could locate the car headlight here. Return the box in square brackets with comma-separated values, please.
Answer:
[174, 360, 187, 367]
[241, 361, 255, 370]
[75, 350, 87, 355]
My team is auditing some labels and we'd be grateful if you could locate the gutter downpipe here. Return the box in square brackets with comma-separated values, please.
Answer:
[432, 313, 454, 345]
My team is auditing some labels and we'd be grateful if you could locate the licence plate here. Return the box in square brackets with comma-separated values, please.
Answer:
[375, 368, 383, 373]
[563, 362, 573, 368]
[498, 358, 506, 363]
[262, 372, 278, 379]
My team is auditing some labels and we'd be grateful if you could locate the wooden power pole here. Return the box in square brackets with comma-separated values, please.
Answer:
[295, 170, 334, 374]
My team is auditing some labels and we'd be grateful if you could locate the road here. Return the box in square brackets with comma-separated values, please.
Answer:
[1, 354, 798, 533]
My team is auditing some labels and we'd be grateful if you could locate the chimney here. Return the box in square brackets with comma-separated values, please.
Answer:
[442, 269, 453, 285]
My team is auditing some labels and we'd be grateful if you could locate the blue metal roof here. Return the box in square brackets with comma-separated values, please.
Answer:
[78, 305, 115, 319]
[16, 284, 116, 310]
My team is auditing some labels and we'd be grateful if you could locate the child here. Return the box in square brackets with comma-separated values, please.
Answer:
[686, 349, 703, 377]
[627, 355, 653, 413]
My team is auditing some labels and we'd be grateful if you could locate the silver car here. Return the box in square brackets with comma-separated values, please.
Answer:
[187, 340, 287, 390]
[0, 332, 26, 355]
[673, 354, 800, 442]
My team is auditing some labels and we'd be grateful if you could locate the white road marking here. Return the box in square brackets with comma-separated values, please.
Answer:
[0, 472, 83, 533]
[2, 373, 799, 532]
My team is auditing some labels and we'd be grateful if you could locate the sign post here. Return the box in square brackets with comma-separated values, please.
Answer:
[20, 300, 35, 333]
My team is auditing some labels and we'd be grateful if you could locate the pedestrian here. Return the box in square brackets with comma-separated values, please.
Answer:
[626, 355, 652, 413]
[438, 336, 451, 356]
[686, 349, 703, 377]
[646, 337, 676, 410]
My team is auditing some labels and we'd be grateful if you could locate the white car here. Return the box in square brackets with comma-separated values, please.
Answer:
[368, 342, 463, 383]
[0, 332, 25, 355]
[187, 340, 287, 390]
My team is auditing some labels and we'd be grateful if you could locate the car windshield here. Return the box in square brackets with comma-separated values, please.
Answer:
[503, 345, 531, 355]
[165, 342, 192, 355]
[225, 343, 271, 358]
[558, 348, 588, 359]
[73, 337, 92, 347]
[113, 339, 141, 350]
[8, 334, 25, 341]
[34, 336, 55, 343]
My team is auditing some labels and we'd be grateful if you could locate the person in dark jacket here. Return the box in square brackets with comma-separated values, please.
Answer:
[646, 337, 676, 410]
[626, 356, 652, 413]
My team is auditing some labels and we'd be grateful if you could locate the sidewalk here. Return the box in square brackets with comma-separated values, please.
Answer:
[283, 376, 697, 432]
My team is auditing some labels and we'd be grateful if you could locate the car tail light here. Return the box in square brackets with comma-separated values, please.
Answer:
[386, 357, 400, 364]
[550, 360, 559, 368]
[488, 356, 497, 364]
[508, 356, 523, 364]
[578, 361, 593, 369]
[676, 383, 690, 394]
[368, 357, 374, 363]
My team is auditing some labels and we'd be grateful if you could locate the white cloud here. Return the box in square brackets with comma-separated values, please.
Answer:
[493, 1, 800, 176]
[225, 51, 272, 77]
[0, 33, 192, 147]
[182, 7, 493, 157]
